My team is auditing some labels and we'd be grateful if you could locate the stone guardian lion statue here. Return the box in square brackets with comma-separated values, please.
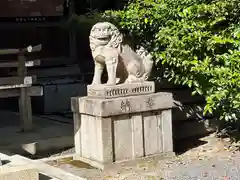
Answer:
[89, 22, 153, 85]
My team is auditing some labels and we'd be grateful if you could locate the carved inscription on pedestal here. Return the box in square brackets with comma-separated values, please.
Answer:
[146, 96, 154, 109]
[120, 100, 131, 112]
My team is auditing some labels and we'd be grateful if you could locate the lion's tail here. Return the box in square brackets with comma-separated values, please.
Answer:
[136, 47, 153, 80]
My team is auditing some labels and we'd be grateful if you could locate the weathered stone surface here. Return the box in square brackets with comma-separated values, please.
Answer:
[87, 81, 155, 98]
[0, 165, 38, 180]
[72, 92, 174, 169]
[89, 22, 153, 85]
[71, 92, 173, 117]
[73, 107, 174, 169]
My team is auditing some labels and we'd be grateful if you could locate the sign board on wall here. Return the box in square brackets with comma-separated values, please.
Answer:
[0, 0, 65, 17]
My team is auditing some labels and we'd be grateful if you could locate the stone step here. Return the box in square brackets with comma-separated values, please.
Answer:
[8, 155, 86, 180]
[0, 165, 38, 180]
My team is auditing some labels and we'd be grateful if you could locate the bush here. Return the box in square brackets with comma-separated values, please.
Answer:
[75, 0, 240, 123]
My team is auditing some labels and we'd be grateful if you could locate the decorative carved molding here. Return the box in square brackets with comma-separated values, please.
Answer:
[87, 81, 155, 99]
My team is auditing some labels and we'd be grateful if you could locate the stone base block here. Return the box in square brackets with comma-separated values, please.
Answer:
[32, 82, 87, 114]
[72, 92, 173, 117]
[0, 165, 38, 180]
[71, 92, 174, 169]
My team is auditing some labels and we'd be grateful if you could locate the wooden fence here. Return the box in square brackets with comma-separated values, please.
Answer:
[0, 44, 43, 131]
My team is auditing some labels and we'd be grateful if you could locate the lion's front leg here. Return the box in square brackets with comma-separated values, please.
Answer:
[106, 56, 118, 85]
[92, 61, 104, 85]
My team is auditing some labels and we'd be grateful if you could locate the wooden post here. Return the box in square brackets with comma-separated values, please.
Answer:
[69, 29, 76, 64]
[68, 0, 77, 64]
[18, 54, 33, 131]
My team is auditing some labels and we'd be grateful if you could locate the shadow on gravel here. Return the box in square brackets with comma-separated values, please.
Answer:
[8, 147, 74, 160]
[174, 135, 208, 155]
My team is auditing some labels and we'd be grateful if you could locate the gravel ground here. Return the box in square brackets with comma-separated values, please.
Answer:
[44, 134, 240, 179]
[161, 152, 240, 180]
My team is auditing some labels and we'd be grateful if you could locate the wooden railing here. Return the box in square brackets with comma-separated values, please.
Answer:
[0, 44, 43, 131]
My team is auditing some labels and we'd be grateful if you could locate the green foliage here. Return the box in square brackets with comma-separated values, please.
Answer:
[102, 0, 240, 122]
[75, 0, 240, 122]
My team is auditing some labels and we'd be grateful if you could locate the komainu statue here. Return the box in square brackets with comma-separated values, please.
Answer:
[89, 22, 153, 85]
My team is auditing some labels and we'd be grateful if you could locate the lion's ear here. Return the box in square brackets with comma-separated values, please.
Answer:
[108, 29, 122, 48]
[118, 34, 123, 44]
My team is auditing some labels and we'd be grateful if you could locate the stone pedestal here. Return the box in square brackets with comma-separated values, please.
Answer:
[71, 82, 174, 169]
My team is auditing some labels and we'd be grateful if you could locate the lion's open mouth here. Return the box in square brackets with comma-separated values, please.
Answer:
[97, 37, 111, 41]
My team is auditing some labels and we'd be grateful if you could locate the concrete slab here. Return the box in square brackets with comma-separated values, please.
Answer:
[0, 110, 74, 155]
[0, 153, 58, 180]
[0, 165, 38, 180]
[8, 155, 86, 180]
